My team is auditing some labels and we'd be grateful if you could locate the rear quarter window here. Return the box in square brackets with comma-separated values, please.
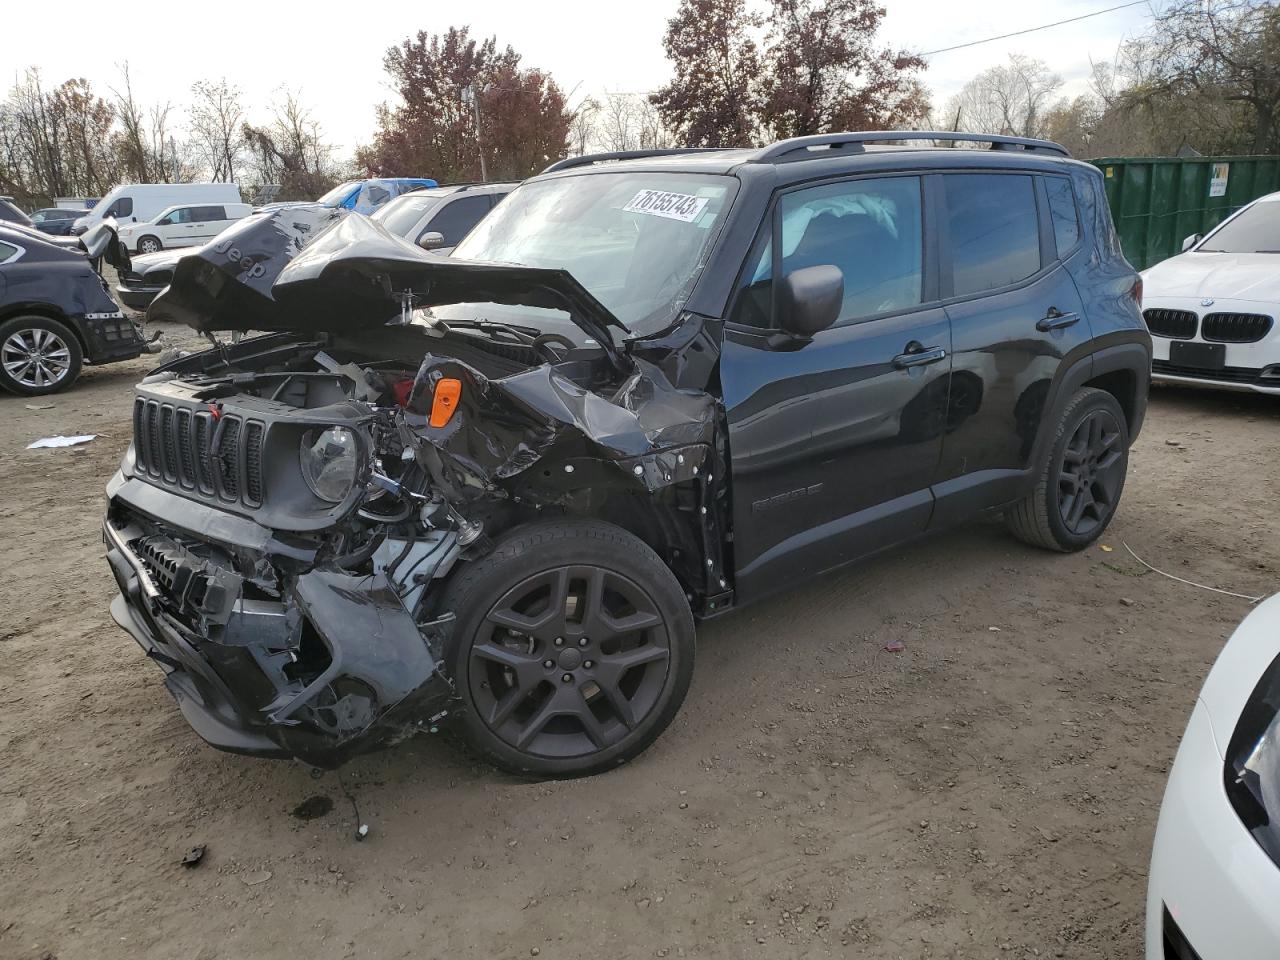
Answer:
[1044, 176, 1081, 256]
[943, 173, 1041, 297]
[0, 240, 21, 264]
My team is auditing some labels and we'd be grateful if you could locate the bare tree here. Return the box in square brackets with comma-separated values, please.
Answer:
[242, 90, 340, 201]
[568, 95, 601, 155]
[190, 78, 245, 181]
[947, 54, 1063, 139]
[598, 93, 675, 151]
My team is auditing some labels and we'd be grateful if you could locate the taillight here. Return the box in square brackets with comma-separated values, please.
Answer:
[429, 378, 462, 428]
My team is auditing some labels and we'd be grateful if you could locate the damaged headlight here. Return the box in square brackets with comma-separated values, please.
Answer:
[299, 427, 359, 503]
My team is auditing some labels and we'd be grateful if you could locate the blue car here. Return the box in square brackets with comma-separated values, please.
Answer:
[259, 178, 439, 216]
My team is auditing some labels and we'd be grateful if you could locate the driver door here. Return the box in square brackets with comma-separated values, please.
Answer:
[721, 174, 952, 600]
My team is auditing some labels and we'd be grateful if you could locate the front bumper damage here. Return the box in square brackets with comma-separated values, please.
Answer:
[103, 476, 457, 768]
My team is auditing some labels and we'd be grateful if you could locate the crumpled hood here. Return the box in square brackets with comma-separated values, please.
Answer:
[1143, 251, 1280, 304]
[148, 207, 630, 368]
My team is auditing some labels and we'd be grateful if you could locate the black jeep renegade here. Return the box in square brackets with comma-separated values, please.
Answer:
[104, 131, 1150, 776]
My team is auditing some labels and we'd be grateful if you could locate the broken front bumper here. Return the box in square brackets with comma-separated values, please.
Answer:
[103, 477, 455, 768]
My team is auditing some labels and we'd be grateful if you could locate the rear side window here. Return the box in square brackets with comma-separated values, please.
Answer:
[1044, 177, 1080, 255]
[944, 174, 1041, 297]
[193, 206, 224, 221]
[424, 195, 493, 246]
[0, 240, 20, 264]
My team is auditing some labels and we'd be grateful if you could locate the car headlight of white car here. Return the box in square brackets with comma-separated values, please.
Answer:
[1225, 653, 1280, 867]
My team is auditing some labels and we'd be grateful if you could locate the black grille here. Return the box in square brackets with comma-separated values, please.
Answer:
[215, 417, 241, 500]
[1143, 308, 1197, 339]
[1201, 311, 1273, 343]
[1152, 359, 1263, 384]
[132, 398, 264, 508]
[244, 421, 265, 504]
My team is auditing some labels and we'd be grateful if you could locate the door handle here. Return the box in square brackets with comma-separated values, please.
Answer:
[892, 343, 947, 369]
[1037, 308, 1080, 332]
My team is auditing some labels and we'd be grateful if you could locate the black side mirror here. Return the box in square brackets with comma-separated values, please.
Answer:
[777, 264, 843, 338]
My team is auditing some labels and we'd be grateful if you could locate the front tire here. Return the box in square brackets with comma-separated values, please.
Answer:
[1005, 387, 1129, 552]
[0, 315, 83, 395]
[136, 235, 161, 254]
[439, 520, 695, 778]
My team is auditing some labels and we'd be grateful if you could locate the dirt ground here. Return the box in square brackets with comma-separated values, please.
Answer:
[2, 320, 1278, 960]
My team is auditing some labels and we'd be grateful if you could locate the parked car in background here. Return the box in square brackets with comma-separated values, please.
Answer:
[31, 207, 85, 236]
[102, 132, 1149, 777]
[73, 183, 242, 235]
[371, 182, 516, 253]
[0, 222, 144, 395]
[0, 197, 34, 227]
[259, 178, 439, 215]
[1146, 593, 1280, 960]
[1142, 191, 1280, 394]
[117, 202, 254, 254]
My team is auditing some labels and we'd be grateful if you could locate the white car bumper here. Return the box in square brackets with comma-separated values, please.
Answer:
[1145, 297, 1280, 394]
[1146, 699, 1280, 960]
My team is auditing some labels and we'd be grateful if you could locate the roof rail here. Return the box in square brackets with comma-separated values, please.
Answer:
[751, 131, 1070, 163]
[541, 148, 730, 174]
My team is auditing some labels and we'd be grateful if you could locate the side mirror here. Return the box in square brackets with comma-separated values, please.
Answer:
[1181, 233, 1202, 252]
[417, 231, 446, 250]
[777, 265, 843, 338]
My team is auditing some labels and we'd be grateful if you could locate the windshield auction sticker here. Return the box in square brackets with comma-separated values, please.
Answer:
[622, 190, 709, 223]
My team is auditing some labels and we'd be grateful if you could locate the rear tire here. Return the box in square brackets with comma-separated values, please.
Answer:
[0, 315, 83, 396]
[1005, 387, 1129, 552]
[439, 519, 695, 779]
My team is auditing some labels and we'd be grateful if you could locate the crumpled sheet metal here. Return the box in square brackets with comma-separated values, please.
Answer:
[405, 353, 716, 491]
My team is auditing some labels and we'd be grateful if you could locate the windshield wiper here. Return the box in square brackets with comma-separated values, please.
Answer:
[438, 317, 542, 346]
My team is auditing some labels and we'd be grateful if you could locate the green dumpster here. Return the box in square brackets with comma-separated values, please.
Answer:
[1090, 155, 1280, 270]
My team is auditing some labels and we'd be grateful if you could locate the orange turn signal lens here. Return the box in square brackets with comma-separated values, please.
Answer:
[429, 378, 462, 428]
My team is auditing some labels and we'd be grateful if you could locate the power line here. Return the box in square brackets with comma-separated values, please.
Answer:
[918, 0, 1152, 56]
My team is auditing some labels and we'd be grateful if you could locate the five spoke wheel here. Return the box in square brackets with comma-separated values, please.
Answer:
[1056, 408, 1124, 537]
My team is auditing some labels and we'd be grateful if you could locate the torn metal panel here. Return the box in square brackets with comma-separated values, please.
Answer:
[403, 352, 718, 491]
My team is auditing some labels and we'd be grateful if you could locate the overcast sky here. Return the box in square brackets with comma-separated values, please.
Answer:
[8, 0, 1156, 160]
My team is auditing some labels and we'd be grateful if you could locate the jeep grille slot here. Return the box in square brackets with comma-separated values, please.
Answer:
[1143, 308, 1197, 339]
[215, 417, 241, 501]
[132, 398, 263, 509]
[1201, 312, 1273, 343]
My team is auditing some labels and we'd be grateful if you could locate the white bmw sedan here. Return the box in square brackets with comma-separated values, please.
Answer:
[1147, 594, 1280, 959]
[1142, 192, 1280, 394]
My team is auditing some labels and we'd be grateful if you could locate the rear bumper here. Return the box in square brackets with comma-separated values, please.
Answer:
[103, 496, 456, 768]
[80, 310, 146, 364]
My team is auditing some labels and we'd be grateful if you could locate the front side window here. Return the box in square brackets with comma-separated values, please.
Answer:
[108, 197, 134, 218]
[944, 174, 1041, 297]
[1044, 177, 1080, 256]
[1197, 200, 1280, 253]
[453, 172, 737, 334]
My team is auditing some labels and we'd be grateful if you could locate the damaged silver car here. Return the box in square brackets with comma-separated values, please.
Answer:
[104, 134, 1149, 776]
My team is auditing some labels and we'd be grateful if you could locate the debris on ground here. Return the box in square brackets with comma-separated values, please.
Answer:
[180, 845, 205, 868]
[290, 795, 334, 821]
[239, 870, 272, 886]
[883, 639, 906, 653]
[24, 403, 54, 411]
[26, 435, 96, 449]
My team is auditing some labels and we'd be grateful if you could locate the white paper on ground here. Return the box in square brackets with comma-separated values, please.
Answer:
[27, 435, 97, 449]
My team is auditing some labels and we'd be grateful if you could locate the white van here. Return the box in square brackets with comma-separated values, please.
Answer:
[73, 183, 241, 235]
[116, 201, 254, 254]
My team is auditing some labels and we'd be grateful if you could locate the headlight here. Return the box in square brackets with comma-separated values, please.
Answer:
[299, 426, 358, 503]
[1225, 651, 1280, 869]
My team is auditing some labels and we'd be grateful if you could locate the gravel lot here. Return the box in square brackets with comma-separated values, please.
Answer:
[2, 323, 1277, 960]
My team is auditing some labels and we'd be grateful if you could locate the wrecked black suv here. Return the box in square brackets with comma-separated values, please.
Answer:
[104, 132, 1150, 776]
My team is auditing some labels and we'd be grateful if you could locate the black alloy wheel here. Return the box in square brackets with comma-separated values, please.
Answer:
[440, 520, 695, 778]
[1005, 387, 1129, 552]
[1056, 406, 1125, 537]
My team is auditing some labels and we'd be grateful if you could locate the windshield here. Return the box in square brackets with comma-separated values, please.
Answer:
[452, 172, 736, 334]
[1198, 201, 1280, 253]
[317, 181, 360, 207]
[372, 194, 439, 237]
